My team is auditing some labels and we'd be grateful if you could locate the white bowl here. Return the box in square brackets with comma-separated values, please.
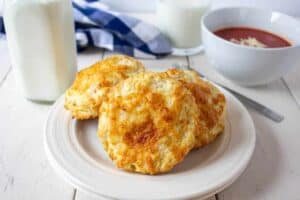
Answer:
[201, 7, 300, 86]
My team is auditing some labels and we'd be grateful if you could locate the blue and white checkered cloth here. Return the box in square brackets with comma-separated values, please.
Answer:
[0, 0, 172, 59]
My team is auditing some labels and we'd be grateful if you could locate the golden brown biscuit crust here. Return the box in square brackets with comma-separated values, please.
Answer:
[163, 69, 226, 148]
[64, 55, 145, 119]
[98, 72, 200, 174]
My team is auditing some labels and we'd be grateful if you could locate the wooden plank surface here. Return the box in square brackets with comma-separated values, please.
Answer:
[284, 67, 300, 108]
[1, 49, 300, 200]
[0, 71, 74, 200]
[2, 47, 300, 200]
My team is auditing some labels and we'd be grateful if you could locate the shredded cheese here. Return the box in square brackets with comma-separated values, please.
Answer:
[230, 37, 267, 48]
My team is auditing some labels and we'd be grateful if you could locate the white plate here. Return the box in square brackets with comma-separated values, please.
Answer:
[44, 87, 256, 200]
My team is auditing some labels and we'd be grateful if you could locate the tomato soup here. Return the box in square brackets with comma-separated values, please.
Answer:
[214, 27, 291, 48]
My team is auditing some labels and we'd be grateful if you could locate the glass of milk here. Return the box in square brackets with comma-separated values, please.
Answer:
[156, 0, 211, 56]
[3, 0, 77, 102]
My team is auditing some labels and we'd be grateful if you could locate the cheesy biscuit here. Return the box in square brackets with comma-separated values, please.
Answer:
[163, 69, 226, 148]
[64, 55, 145, 119]
[98, 72, 200, 174]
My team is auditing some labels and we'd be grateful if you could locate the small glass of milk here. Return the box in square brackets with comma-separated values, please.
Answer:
[156, 0, 211, 56]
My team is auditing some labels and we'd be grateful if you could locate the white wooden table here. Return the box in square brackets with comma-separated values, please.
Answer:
[1, 13, 300, 200]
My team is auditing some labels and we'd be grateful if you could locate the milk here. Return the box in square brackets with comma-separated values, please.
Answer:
[3, 0, 77, 102]
[156, 0, 210, 48]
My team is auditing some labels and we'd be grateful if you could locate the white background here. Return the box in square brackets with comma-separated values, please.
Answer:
[1, 0, 300, 17]
[103, 0, 300, 17]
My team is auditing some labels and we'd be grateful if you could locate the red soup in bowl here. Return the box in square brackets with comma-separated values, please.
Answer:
[214, 27, 291, 48]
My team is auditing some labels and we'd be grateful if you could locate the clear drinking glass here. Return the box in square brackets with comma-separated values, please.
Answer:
[156, 0, 211, 56]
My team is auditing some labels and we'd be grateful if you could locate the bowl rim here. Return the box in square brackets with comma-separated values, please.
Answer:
[202, 6, 300, 51]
